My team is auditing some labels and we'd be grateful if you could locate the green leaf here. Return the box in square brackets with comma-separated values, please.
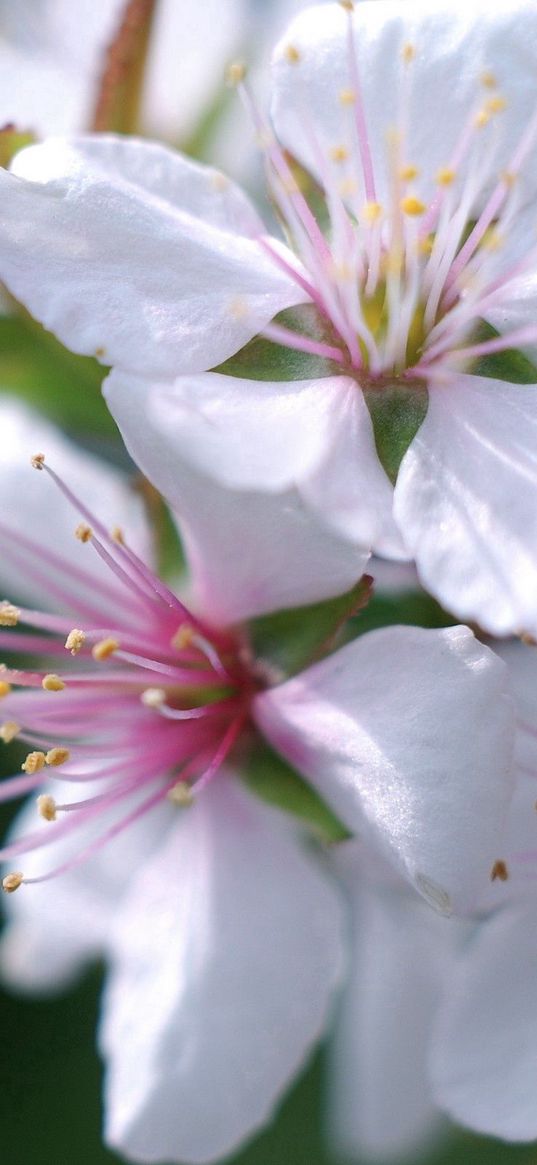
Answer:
[214, 304, 342, 381]
[249, 576, 372, 678]
[241, 741, 349, 843]
[364, 383, 429, 484]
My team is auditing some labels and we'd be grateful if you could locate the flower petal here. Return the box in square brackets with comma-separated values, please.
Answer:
[394, 373, 537, 637]
[329, 844, 450, 1160]
[271, 1, 537, 212]
[254, 624, 515, 914]
[100, 774, 344, 1165]
[431, 904, 537, 1141]
[0, 398, 151, 612]
[105, 370, 370, 623]
[0, 135, 303, 377]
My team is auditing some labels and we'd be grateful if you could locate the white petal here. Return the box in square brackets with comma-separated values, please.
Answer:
[0, 136, 302, 378]
[271, 1, 537, 211]
[105, 371, 370, 623]
[0, 774, 171, 994]
[0, 397, 151, 612]
[101, 774, 344, 1165]
[254, 624, 515, 914]
[329, 844, 450, 1160]
[395, 374, 537, 637]
[431, 904, 537, 1140]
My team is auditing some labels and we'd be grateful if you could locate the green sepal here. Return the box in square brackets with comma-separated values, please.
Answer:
[471, 321, 537, 384]
[364, 383, 429, 485]
[249, 575, 372, 679]
[214, 304, 342, 382]
[241, 741, 350, 844]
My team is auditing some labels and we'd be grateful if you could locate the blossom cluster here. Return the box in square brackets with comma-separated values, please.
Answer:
[1, 2, 537, 1164]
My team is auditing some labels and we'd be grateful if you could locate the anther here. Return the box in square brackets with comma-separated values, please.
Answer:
[400, 164, 420, 182]
[0, 721, 20, 743]
[226, 61, 246, 88]
[480, 70, 497, 89]
[401, 43, 416, 64]
[141, 687, 166, 708]
[65, 628, 86, 655]
[400, 195, 426, 217]
[284, 44, 301, 64]
[475, 109, 490, 129]
[45, 747, 70, 767]
[0, 681, 11, 698]
[436, 167, 456, 187]
[490, 859, 509, 882]
[92, 637, 119, 662]
[362, 201, 383, 223]
[0, 601, 20, 627]
[31, 453, 45, 470]
[339, 88, 356, 106]
[339, 0, 355, 10]
[2, 872, 23, 893]
[111, 525, 125, 545]
[171, 624, 195, 651]
[37, 794, 57, 822]
[168, 781, 194, 807]
[75, 522, 93, 543]
[42, 674, 65, 692]
[330, 145, 349, 163]
[21, 751, 46, 774]
[486, 95, 507, 114]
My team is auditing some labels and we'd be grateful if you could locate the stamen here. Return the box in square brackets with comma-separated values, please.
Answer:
[65, 628, 86, 655]
[0, 721, 20, 743]
[491, 859, 509, 882]
[92, 637, 120, 661]
[226, 61, 247, 87]
[0, 681, 11, 698]
[2, 871, 23, 893]
[75, 522, 93, 543]
[167, 781, 194, 807]
[284, 44, 301, 64]
[30, 453, 45, 470]
[400, 196, 426, 217]
[45, 747, 70, 767]
[0, 601, 20, 626]
[21, 751, 46, 774]
[140, 687, 166, 708]
[42, 674, 66, 692]
[37, 794, 57, 822]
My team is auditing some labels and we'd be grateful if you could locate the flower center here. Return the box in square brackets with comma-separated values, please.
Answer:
[0, 456, 255, 892]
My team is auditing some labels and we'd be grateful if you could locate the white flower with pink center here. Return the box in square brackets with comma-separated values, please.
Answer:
[1, 1, 537, 636]
[0, 400, 515, 1163]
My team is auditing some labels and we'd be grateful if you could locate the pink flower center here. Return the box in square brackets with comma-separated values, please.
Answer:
[0, 457, 255, 892]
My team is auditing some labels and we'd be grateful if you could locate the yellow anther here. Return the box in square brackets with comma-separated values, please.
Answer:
[21, 750, 46, 775]
[31, 453, 45, 470]
[475, 109, 490, 129]
[339, 0, 354, 10]
[0, 601, 20, 627]
[401, 42, 416, 63]
[226, 61, 246, 87]
[399, 164, 420, 182]
[490, 859, 509, 882]
[37, 794, 57, 822]
[501, 170, 517, 188]
[329, 144, 349, 163]
[168, 781, 194, 807]
[0, 721, 20, 743]
[111, 525, 125, 545]
[42, 674, 65, 692]
[400, 195, 426, 217]
[45, 747, 70, 767]
[2, 872, 23, 893]
[482, 226, 503, 251]
[284, 44, 301, 63]
[480, 70, 497, 89]
[141, 687, 166, 708]
[339, 88, 356, 106]
[362, 200, 383, 223]
[419, 236, 434, 256]
[486, 95, 507, 114]
[339, 178, 358, 198]
[65, 628, 86, 655]
[92, 637, 119, 662]
[0, 681, 11, 699]
[75, 522, 92, 543]
[436, 167, 456, 187]
[171, 624, 195, 651]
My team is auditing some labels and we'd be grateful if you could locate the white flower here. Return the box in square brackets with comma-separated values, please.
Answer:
[0, 399, 515, 1163]
[327, 640, 537, 1160]
[1, 1, 536, 634]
